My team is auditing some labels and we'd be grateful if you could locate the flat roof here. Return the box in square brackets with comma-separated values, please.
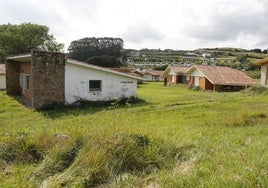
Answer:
[6, 54, 31, 62]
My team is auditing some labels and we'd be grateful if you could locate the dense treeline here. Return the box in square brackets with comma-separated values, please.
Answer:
[0, 23, 64, 62]
[68, 37, 123, 60]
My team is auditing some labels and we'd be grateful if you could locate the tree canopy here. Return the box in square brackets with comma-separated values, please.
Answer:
[0, 23, 64, 62]
[86, 55, 122, 67]
[67, 37, 124, 64]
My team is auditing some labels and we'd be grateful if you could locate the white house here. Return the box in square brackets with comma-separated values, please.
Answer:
[142, 70, 164, 81]
[65, 59, 142, 104]
[0, 64, 6, 90]
[254, 57, 268, 86]
[6, 51, 144, 109]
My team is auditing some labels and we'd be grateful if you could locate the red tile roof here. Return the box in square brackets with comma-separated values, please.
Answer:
[191, 65, 257, 86]
[169, 65, 190, 74]
[143, 70, 163, 76]
[0, 64, 5, 74]
[109, 68, 144, 78]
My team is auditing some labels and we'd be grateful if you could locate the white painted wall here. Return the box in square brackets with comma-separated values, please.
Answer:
[144, 74, 153, 81]
[143, 74, 163, 81]
[0, 75, 6, 89]
[261, 63, 268, 86]
[190, 69, 203, 77]
[65, 62, 138, 104]
[189, 68, 203, 86]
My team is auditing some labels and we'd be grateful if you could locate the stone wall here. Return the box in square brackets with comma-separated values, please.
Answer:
[6, 60, 20, 95]
[31, 51, 65, 109]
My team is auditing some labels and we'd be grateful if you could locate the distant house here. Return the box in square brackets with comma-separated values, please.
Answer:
[185, 65, 257, 91]
[161, 65, 190, 86]
[109, 68, 144, 84]
[142, 70, 164, 81]
[0, 64, 6, 90]
[6, 51, 143, 109]
[254, 57, 268, 86]
[162, 64, 256, 91]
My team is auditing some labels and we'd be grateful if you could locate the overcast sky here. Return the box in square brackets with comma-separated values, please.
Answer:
[1, 0, 268, 51]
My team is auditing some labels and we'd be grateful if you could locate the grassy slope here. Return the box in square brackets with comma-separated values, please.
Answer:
[0, 83, 268, 187]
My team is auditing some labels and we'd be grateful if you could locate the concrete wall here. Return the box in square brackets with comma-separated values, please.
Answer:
[65, 62, 137, 104]
[144, 74, 153, 81]
[31, 51, 65, 109]
[261, 63, 268, 86]
[144, 74, 163, 81]
[0, 74, 5, 89]
[191, 69, 203, 77]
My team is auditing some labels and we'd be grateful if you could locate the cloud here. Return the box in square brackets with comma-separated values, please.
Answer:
[123, 24, 164, 43]
[180, 0, 268, 48]
[1, 0, 268, 50]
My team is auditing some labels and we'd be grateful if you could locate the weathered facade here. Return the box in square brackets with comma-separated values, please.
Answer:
[65, 59, 140, 104]
[6, 51, 65, 108]
[6, 51, 142, 109]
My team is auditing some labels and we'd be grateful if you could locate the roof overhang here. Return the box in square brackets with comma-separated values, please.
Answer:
[66, 58, 145, 81]
[254, 57, 268, 65]
[6, 54, 31, 62]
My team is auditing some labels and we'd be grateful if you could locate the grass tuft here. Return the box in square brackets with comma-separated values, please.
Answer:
[0, 136, 44, 164]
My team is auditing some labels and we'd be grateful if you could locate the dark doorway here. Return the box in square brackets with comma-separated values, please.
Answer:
[177, 75, 183, 83]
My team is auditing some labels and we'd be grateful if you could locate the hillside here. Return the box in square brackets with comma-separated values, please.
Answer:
[0, 83, 268, 187]
[124, 48, 268, 78]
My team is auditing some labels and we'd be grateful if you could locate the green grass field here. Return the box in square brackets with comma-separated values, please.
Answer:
[0, 83, 268, 187]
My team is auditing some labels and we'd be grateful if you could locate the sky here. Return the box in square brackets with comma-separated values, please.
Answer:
[0, 0, 268, 51]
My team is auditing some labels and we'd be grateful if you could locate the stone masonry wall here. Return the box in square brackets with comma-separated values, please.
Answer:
[6, 60, 20, 95]
[31, 51, 65, 109]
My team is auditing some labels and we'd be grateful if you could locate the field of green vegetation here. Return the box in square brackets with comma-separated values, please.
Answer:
[0, 83, 268, 187]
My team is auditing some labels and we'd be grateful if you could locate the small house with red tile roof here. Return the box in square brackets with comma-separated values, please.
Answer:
[0, 64, 6, 89]
[186, 65, 257, 91]
[161, 65, 191, 86]
[142, 70, 164, 81]
[254, 57, 268, 86]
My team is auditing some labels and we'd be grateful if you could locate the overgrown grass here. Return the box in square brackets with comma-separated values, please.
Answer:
[0, 83, 268, 187]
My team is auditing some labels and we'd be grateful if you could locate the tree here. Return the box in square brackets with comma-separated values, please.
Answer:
[67, 37, 124, 62]
[86, 56, 122, 67]
[0, 23, 64, 62]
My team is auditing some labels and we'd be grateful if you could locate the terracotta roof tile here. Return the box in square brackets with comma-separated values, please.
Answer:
[193, 65, 257, 85]
[169, 65, 190, 74]
[143, 70, 163, 76]
[0, 64, 5, 74]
